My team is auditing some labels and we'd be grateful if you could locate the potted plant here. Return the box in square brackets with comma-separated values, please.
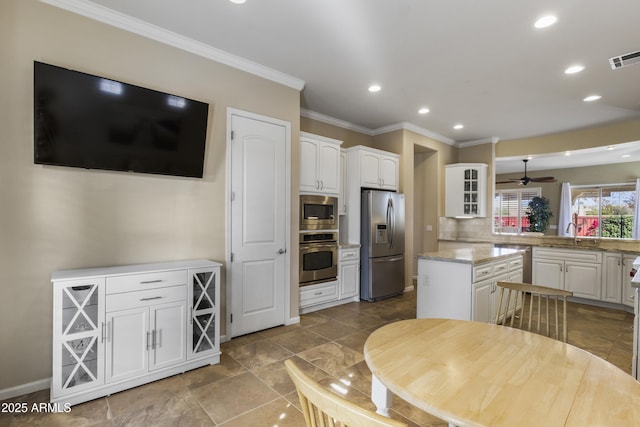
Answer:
[526, 196, 553, 233]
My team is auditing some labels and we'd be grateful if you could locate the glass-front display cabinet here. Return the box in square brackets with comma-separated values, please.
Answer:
[188, 267, 220, 359]
[52, 279, 105, 400]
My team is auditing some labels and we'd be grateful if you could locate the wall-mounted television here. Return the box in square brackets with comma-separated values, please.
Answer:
[34, 61, 209, 178]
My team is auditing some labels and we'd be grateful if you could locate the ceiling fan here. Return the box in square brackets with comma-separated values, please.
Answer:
[496, 159, 557, 185]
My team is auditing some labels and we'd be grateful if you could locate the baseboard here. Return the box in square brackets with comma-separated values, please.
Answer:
[0, 378, 50, 401]
[286, 315, 300, 325]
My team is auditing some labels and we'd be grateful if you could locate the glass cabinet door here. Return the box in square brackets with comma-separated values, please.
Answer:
[189, 269, 219, 358]
[53, 280, 105, 396]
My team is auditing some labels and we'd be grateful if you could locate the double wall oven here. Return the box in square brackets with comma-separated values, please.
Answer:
[299, 195, 338, 286]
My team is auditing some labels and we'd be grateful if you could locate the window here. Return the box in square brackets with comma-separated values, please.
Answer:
[494, 188, 541, 233]
[570, 184, 636, 239]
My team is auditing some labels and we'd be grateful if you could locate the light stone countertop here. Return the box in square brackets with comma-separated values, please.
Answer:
[417, 247, 523, 265]
[338, 242, 361, 249]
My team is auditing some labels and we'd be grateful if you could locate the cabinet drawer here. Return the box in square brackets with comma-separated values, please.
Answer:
[106, 270, 187, 294]
[492, 261, 508, 275]
[300, 282, 338, 307]
[508, 257, 523, 271]
[106, 285, 186, 312]
[533, 247, 602, 263]
[340, 248, 359, 262]
[473, 264, 493, 282]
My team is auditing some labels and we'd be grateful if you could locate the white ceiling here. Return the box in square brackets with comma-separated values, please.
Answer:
[52, 0, 640, 145]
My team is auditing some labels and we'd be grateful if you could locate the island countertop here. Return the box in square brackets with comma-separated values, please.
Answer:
[417, 247, 523, 265]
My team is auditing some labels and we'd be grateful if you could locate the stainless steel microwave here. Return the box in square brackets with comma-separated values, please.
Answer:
[300, 195, 338, 230]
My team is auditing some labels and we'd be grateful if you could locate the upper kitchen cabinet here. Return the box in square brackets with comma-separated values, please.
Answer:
[445, 163, 488, 218]
[300, 132, 342, 195]
[346, 146, 400, 191]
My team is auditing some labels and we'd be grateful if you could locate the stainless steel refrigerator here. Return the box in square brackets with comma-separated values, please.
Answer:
[360, 190, 405, 301]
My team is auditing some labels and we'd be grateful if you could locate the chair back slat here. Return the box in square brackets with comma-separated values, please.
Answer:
[494, 281, 573, 342]
[285, 359, 407, 427]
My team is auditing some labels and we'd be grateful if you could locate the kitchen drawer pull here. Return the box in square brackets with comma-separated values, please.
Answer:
[71, 285, 91, 291]
[314, 291, 322, 296]
[140, 296, 163, 301]
[140, 279, 163, 284]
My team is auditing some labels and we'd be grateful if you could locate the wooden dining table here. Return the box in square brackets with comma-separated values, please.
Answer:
[364, 318, 640, 426]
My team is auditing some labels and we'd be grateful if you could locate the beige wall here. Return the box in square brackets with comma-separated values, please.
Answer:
[300, 117, 373, 147]
[496, 119, 640, 157]
[1, 0, 300, 390]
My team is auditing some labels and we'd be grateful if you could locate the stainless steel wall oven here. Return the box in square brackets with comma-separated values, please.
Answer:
[299, 231, 338, 286]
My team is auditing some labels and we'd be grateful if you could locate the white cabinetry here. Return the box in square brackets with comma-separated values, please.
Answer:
[532, 248, 602, 300]
[299, 247, 361, 314]
[347, 146, 399, 191]
[472, 257, 523, 323]
[339, 150, 347, 215]
[445, 163, 488, 218]
[299, 132, 342, 195]
[603, 252, 638, 306]
[52, 260, 221, 406]
[417, 253, 523, 322]
[623, 254, 638, 307]
[52, 279, 105, 398]
[339, 247, 360, 299]
[603, 252, 624, 304]
[105, 285, 187, 383]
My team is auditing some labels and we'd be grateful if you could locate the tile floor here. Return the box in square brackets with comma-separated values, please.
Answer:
[1, 291, 634, 426]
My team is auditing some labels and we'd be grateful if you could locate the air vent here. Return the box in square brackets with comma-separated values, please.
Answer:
[609, 50, 640, 69]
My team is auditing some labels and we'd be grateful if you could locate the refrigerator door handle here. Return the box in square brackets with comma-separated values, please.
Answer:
[387, 198, 394, 248]
[372, 255, 404, 264]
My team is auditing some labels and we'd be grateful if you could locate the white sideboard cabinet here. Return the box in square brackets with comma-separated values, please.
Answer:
[52, 259, 221, 406]
[445, 163, 488, 218]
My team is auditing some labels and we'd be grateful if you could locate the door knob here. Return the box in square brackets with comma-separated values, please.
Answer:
[278, 248, 287, 254]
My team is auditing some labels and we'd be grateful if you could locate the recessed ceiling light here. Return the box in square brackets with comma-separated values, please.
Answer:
[229, 0, 246, 4]
[368, 84, 381, 93]
[418, 107, 430, 114]
[453, 124, 464, 130]
[565, 65, 585, 74]
[565, 151, 571, 156]
[583, 95, 602, 102]
[534, 15, 557, 29]
[622, 154, 631, 158]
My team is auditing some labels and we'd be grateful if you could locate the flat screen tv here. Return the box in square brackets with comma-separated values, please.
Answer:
[34, 61, 209, 178]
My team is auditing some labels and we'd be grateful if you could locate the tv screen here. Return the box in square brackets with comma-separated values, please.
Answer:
[34, 61, 209, 178]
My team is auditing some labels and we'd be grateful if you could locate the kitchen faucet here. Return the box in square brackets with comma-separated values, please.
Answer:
[566, 222, 580, 245]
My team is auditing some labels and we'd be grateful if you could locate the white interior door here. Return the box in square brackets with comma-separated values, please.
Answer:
[229, 111, 289, 337]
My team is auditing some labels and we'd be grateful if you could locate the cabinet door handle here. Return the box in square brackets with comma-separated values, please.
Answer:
[140, 296, 163, 301]
[146, 331, 151, 350]
[152, 329, 157, 350]
[140, 279, 163, 284]
[101, 322, 106, 343]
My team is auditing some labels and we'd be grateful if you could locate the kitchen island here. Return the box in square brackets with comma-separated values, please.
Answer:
[417, 247, 523, 322]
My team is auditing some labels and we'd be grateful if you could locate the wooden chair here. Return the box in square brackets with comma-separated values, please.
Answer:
[494, 281, 573, 342]
[284, 359, 407, 427]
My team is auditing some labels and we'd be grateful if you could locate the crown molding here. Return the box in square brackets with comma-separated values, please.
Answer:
[300, 109, 374, 135]
[40, 0, 306, 91]
[373, 122, 456, 146]
[457, 136, 500, 148]
[301, 110, 457, 145]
